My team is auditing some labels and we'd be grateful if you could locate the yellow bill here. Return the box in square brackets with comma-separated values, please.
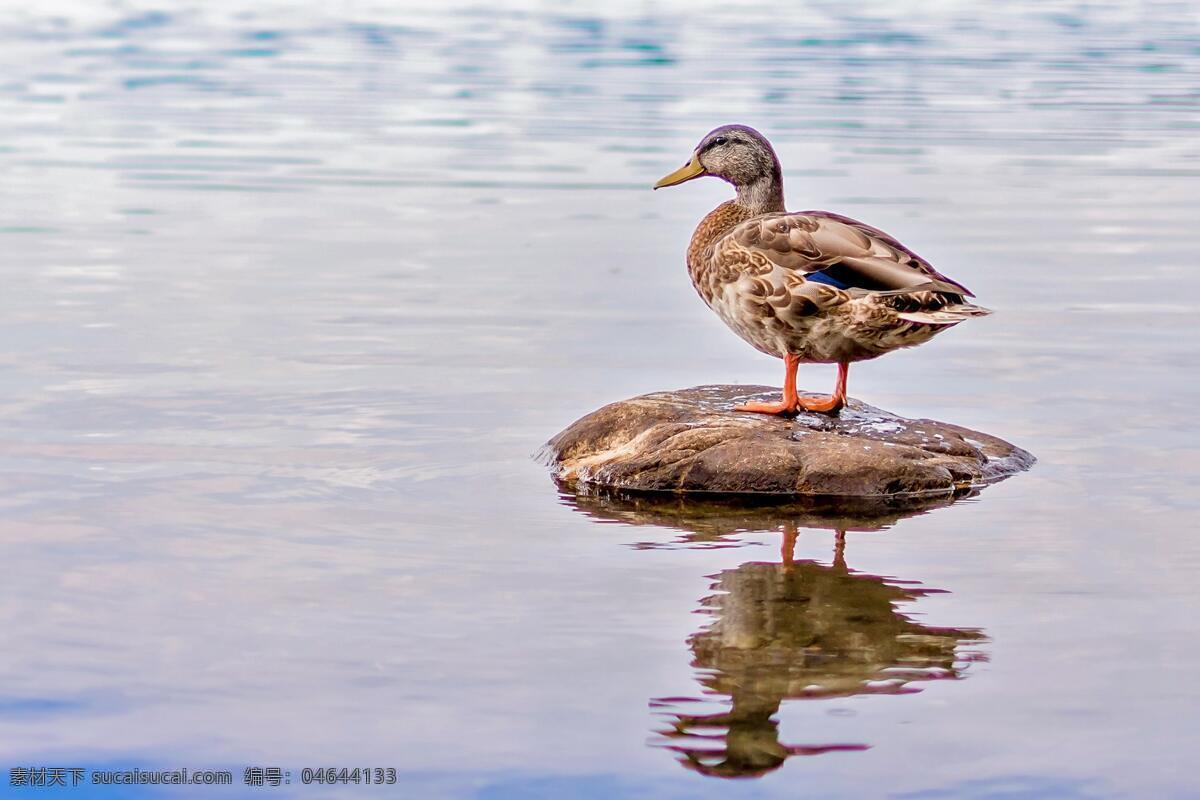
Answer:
[653, 153, 705, 189]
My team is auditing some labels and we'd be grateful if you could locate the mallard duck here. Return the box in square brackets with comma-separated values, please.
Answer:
[654, 124, 989, 415]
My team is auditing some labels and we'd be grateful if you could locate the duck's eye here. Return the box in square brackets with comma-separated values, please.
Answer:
[712, 136, 729, 147]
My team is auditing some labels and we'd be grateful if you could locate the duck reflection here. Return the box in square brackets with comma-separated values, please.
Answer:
[564, 489, 986, 779]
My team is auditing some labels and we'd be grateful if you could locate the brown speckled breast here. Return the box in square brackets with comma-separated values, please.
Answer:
[686, 201, 754, 305]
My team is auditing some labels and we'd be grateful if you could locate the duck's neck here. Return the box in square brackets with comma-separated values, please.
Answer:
[735, 170, 785, 216]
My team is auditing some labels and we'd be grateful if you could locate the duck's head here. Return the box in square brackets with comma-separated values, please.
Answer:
[654, 124, 784, 212]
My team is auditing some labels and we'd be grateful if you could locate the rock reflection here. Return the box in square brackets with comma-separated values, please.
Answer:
[565, 487, 972, 550]
[564, 491, 986, 778]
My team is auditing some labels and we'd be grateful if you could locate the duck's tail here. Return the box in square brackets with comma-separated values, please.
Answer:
[895, 303, 992, 325]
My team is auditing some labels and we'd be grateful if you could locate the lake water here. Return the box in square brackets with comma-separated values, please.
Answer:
[1, 1, 1198, 797]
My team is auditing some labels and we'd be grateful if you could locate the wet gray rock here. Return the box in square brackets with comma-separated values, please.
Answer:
[545, 385, 1033, 498]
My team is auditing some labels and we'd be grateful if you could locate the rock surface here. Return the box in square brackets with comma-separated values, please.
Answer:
[545, 385, 1033, 498]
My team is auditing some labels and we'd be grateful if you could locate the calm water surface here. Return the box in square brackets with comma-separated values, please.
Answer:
[1, 1, 1198, 797]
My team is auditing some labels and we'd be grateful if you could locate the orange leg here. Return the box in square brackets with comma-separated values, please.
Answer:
[780, 522, 798, 568]
[832, 529, 847, 571]
[796, 361, 849, 413]
[734, 354, 800, 414]
[735, 358, 849, 416]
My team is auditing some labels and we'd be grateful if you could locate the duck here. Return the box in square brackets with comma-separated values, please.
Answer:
[654, 124, 990, 415]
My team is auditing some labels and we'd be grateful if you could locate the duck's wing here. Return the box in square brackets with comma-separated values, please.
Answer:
[716, 210, 975, 298]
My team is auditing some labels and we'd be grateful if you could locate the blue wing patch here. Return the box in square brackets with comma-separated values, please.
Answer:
[804, 262, 896, 292]
[804, 268, 851, 289]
